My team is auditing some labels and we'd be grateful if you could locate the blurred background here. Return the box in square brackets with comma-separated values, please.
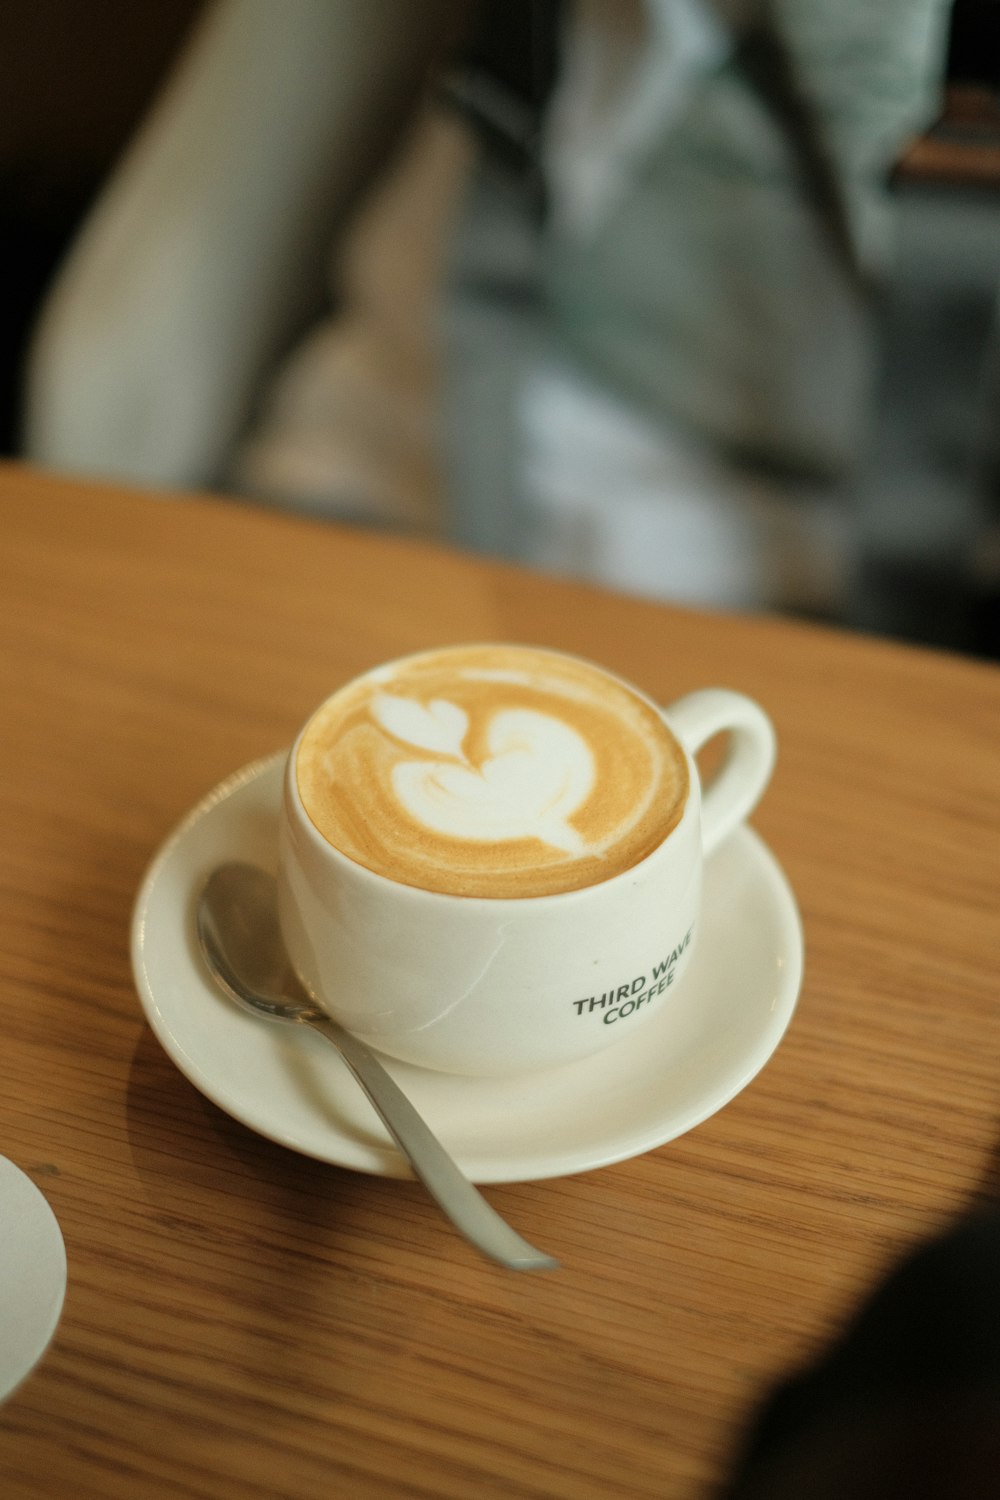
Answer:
[2, 0, 998, 658]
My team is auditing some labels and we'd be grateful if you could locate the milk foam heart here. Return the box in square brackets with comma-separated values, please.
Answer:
[295, 645, 689, 898]
[389, 704, 593, 853]
[372, 694, 469, 759]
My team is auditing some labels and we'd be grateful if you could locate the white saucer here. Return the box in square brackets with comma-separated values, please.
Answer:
[132, 755, 803, 1184]
[0, 1157, 67, 1401]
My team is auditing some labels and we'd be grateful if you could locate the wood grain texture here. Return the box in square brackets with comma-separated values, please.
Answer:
[1, 462, 999, 1499]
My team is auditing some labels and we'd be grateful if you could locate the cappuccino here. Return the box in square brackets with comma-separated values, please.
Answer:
[295, 645, 688, 898]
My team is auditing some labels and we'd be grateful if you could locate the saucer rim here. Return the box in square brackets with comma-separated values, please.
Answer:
[0, 1157, 67, 1402]
[132, 754, 803, 1183]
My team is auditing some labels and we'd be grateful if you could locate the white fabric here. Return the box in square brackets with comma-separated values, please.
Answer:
[543, 0, 731, 238]
[519, 358, 851, 610]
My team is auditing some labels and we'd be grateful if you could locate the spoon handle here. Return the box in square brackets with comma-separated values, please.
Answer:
[307, 1014, 558, 1271]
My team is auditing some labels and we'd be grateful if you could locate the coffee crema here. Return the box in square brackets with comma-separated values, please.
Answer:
[294, 645, 689, 898]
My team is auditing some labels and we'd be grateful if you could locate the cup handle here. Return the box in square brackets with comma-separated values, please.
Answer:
[664, 689, 776, 856]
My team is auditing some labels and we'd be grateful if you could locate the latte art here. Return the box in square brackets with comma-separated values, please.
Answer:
[383, 699, 593, 854]
[295, 645, 689, 897]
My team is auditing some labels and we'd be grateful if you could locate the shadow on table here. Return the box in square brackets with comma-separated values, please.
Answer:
[967, 1124, 1000, 1215]
[125, 1024, 436, 1285]
[716, 1118, 1000, 1499]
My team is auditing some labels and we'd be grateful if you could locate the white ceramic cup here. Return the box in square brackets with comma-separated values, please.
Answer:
[278, 656, 775, 1076]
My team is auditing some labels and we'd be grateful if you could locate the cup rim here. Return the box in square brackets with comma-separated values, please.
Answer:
[283, 642, 702, 909]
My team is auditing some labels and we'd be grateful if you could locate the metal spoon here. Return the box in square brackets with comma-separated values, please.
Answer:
[196, 862, 558, 1271]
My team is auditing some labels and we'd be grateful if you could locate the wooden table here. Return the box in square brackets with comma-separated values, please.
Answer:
[2, 463, 999, 1499]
